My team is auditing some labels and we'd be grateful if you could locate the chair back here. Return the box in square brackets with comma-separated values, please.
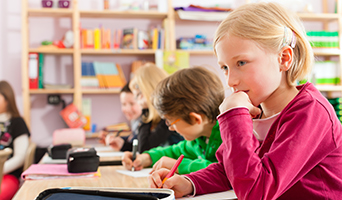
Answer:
[0, 148, 12, 187]
[23, 141, 36, 171]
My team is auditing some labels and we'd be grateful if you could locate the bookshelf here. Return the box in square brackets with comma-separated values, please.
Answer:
[21, 0, 175, 130]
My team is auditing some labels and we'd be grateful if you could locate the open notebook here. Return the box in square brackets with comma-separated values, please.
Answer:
[22, 164, 101, 180]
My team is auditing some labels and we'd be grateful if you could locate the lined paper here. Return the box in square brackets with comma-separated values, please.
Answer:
[177, 190, 237, 200]
[116, 168, 153, 178]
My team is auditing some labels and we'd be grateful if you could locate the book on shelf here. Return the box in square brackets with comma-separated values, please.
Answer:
[28, 53, 39, 89]
[60, 103, 87, 128]
[82, 98, 92, 131]
[93, 61, 127, 88]
[104, 122, 130, 132]
[81, 62, 99, 89]
[162, 50, 190, 74]
[94, 28, 101, 50]
[113, 29, 122, 49]
[44, 84, 72, 90]
[38, 53, 44, 89]
[122, 28, 137, 49]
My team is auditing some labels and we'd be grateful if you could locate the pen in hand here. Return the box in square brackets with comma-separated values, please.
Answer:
[131, 139, 138, 171]
[160, 154, 184, 188]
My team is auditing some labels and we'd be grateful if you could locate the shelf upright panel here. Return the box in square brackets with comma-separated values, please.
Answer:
[72, 0, 82, 110]
[21, 0, 31, 128]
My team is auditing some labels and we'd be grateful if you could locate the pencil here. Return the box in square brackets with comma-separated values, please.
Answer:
[160, 154, 184, 187]
[131, 139, 138, 171]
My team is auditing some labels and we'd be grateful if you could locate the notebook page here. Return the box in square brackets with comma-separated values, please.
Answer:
[176, 190, 237, 200]
[116, 168, 153, 177]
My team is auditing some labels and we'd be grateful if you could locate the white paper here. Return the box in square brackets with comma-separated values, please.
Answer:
[94, 146, 115, 152]
[40, 155, 67, 164]
[97, 151, 124, 157]
[176, 190, 237, 200]
[116, 168, 153, 178]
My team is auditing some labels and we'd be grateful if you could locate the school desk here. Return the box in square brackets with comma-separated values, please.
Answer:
[12, 165, 150, 200]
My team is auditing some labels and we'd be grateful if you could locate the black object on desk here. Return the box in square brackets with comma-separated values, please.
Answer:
[67, 147, 99, 173]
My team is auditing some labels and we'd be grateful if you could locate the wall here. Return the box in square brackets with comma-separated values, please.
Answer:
[0, 0, 333, 147]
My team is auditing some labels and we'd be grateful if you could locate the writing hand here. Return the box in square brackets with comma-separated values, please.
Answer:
[148, 168, 193, 198]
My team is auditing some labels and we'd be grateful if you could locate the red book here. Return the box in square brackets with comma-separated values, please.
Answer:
[28, 53, 39, 89]
[60, 103, 87, 128]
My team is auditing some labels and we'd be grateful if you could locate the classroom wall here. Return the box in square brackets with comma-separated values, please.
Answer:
[0, 0, 332, 147]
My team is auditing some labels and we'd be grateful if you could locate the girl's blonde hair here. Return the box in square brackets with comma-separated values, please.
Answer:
[214, 2, 314, 86]
[129, 63, 169, 126]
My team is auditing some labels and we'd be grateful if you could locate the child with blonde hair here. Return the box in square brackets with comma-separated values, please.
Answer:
[128, 63, 183, 153]
[149, 3, 342, 199]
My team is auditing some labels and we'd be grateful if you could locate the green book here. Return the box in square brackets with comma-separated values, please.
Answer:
[38, 53, 44, 89]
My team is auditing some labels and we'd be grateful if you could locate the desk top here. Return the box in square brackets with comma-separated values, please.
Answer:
[13, 165, 150, 200]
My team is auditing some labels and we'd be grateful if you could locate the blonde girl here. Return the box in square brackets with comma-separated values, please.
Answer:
[128, 63, 183, 153]
[148, 3, 342, 199]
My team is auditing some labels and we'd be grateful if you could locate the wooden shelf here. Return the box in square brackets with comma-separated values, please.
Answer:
[82, 89, 121, 94]
[177, 50, 214, 55]
[80, 10, 168, 19]
[313, 48, 341, 56]
[80, 49, 156, 55]
[297, 13, 339, 21]
[28, 8, 73, 17]
[315, 85, 342, 92]
[29, 89, 75, 94]
[29, 48, 74, 54]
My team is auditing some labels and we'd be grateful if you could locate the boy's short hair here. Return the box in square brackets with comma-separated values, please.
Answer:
[152, 66, 224, 124]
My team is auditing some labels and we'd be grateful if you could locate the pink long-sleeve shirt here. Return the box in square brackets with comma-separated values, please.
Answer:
[186, 83, 342, 199]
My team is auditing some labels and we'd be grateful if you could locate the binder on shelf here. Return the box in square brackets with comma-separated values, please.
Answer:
[38, 53, 44, 89]
[28, 53, 39, 89]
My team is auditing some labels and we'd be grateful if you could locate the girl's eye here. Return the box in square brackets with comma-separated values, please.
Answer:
[221, 65, 228, 72]
[237, 61, 246, 66]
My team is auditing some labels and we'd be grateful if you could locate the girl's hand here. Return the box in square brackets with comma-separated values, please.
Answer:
[150, 156, 177, 174]
[121, 152, 152, 171]
[106, 135, 124, 151]
[148, 168, 194, 198]
[219, 91, 261, 118]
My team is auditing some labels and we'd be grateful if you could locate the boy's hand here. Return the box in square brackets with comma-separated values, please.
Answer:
[148, 168, 194, 198]
[150, 156, 177, 174]
[219, 91, 261, 118]
[121, 152, 152, 171]
[98, 130, 109, 144]
[106, 135, 124, 151]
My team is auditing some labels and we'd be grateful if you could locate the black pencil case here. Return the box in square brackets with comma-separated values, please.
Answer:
[66, 147, 100, 173]
[48, 143, 72, 159]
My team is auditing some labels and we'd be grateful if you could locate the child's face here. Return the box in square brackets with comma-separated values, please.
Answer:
[0, 94, 7, 114]
[164, 115, 204, 141]
[120, 92, 142, 121]
[132, 89, 148, 109]
[216, 34, 284, 107]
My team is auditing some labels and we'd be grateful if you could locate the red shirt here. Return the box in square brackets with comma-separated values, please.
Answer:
[186, 83, 342, 199]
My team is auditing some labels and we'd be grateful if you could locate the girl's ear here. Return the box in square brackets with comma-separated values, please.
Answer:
[279, 46, 293, 71]
[189, 112, 203, 125]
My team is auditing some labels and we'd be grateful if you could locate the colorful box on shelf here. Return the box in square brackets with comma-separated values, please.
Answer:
[306, 31, 339, 48]
[41, 0, 70, 8]
[312, 61, 340, 85]
[42, 0, 53, 8]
